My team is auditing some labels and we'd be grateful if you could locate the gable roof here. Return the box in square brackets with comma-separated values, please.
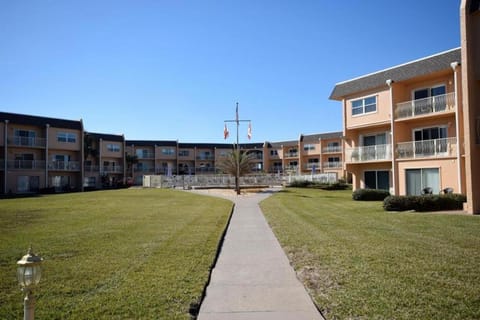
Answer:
[329, 48, 461, 100]
[0, 111, 83, 130]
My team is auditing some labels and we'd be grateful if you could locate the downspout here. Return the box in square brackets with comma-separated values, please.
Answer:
[45, 124, 49, 188]
[123, 135, 126, 184]
[4, 120, 8, 194]
[80, 120, 84, 192]
[451, 61, 463, 194]
[386, 79, 396, 195]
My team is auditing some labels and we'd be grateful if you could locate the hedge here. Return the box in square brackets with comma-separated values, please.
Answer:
[383, 194, 466, 212]
[352, 188, 390, 201]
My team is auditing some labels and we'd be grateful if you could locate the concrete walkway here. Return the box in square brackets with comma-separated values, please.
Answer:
[192, 189, 324, 320]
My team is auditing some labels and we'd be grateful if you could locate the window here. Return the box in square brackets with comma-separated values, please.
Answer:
[136, 149, 152, 159]
[413, 85, 447, 113]
[57, 132, 76, 143]
[17, 176, 39, 193]
[406, 168, 439, 195]
[14, 154, 34, 169]
[14, 129, 36, 146]
[52, 176, 70, 192]
[304, 144, 315, 151]
[352, 96, 377, 115]
[414, 126, 448, 155]
[364, 170, 390, 190]
[83, 177, 96, 187]
[107, 144, 120, 152]
[162, 148, 175, 155]
[178, 150, 189, 157]
[270, 150, 278, 156]
[308, 158, 319, 163]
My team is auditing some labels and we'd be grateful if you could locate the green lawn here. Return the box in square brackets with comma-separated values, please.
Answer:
[260, 188, 480, 320]
[0, 189, 232, 319]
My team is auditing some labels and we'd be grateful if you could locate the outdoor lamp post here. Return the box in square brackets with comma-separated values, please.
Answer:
[17, 246, 43, 320]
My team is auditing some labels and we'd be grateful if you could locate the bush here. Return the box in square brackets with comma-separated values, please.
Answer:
[288, 180, 350, 190]
[352, 189, 390, 201]
[383, 194, 466, 212]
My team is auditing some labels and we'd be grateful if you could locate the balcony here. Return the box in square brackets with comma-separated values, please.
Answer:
[48, 161, 80, 171]
[396, 137, 457, 159]
[346, 144, 392, 163]
[323, 161, 342, 169]
[8, 136, 46, 148]
[8, 160, 46, 169]
[322, 146, 342, 153]
[395, 92, 455, 120]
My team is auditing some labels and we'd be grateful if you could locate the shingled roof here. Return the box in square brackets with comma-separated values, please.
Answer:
[0, 111, 83, 130]
[329, 47, 461, 100]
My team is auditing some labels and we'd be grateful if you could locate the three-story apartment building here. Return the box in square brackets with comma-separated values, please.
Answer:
[0, 112, 84, 194]
[331, 48, 464, 196]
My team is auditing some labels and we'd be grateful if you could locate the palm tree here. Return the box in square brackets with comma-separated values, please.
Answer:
[216, 150, 255, 194]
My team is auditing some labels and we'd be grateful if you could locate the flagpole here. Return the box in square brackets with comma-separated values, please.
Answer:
[224, 102, 251, 195]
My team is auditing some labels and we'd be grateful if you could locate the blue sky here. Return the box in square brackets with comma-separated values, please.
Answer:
[0, 1, 461, 143]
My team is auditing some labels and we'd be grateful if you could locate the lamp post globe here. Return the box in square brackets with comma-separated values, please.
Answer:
[17, 247, 43, 320]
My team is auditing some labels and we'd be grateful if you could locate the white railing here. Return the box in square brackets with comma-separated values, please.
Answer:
[305, 163, 320, 170]
[48, 161, 80, 171]
[396, 137, 457, 159]
[322, 146, 342, 153]
[323, 161, 342, 168]
[8, 160, 46, 169]
[395, 92, 455, 119]
[346, 144, 392, 162]
[9, 136, 46, 148]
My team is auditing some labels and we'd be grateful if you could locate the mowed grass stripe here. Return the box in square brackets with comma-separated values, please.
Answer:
[0, 189, 232, 319]
[260, 188, 480, 320]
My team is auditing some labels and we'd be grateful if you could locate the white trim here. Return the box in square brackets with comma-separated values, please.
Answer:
[334, 47, 461, 85]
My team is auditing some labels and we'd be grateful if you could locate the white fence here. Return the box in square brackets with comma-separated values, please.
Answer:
[143, 172, 338, 189]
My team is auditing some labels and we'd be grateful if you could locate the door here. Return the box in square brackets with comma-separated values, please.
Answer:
[406, 168, 439, 195]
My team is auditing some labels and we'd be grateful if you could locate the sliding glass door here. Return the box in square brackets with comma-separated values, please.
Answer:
[406, 168, 439, 195]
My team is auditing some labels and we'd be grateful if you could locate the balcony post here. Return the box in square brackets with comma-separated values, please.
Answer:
[4, 120, 8, 194]
[45, 124, 49, 188]
[451, 61, 463, 193]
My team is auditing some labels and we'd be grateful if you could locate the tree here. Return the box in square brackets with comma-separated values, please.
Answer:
[83, 134, 98, 160]
[216, 150, 255, 194]
[125, 153, 138, 183]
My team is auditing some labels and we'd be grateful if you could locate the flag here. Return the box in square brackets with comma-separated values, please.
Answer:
[224, 123, 229, 139]
[247, 122, 252, 140]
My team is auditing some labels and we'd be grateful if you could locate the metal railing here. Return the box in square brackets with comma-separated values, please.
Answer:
[395, 92, 455, 119]
[196, 155, 215, 160]
[285, 152, 298, 158]
[8, 136, 46, 148]
[305, 163, 320, 170]
[136, 152, 155, 159]
[396, 137, 457, 159]
[84, 165, 100, 172]
[8, 160, 46, 169]
[48, 161, 80, 171]
[346, 144, 392, 162]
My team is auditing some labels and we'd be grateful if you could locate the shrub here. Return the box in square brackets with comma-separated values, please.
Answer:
[288, 180, 314, 188]
[352, 189, 390, 201]
[383, 194, 466, 212]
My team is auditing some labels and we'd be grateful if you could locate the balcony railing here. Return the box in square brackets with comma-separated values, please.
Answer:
[196, 155, 215, 161]
[137, 152, 155, 159]
[346, 144, 392, 163]
[396, 137, 457, 159]
[8, 136, 46, 148]
[323, 161, 342, 168]
[395, 92, 455, 119]
[8, 160, 46, 169]
[48, 161, 80, 171]
[103, 166, 124, 173]
[305, 163, 320, 170]
[285, 152, 298, 158]
[322, 146, 342, 153]
[84, 165, 100, 172]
